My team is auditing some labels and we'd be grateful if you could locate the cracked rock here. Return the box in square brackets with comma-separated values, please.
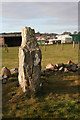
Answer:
[18, 27, 42, 92]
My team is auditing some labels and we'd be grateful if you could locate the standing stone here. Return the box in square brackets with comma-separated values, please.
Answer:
[18, 27, 42, 92]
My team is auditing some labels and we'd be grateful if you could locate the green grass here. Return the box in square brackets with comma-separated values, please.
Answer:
[2, 44, 78, 69]
[2, 44, 80, 119]
[2, 72, 80, 119]
[2, 47, 19, 69]
[40, 44, 78, 69]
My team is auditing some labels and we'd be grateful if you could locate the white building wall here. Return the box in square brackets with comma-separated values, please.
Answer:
[56, 35, 72, 43]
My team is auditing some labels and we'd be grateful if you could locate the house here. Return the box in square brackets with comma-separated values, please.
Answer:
[0, 33, 22, 47]
[56, 35, 72, 43]
[36, 36, 46, 45]
[45, 37, 61, 45]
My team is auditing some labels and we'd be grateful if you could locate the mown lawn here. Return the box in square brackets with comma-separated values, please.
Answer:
[2, 47, 19, 69]
[2, 44, 79, 69]
[2, 44, 80, 119]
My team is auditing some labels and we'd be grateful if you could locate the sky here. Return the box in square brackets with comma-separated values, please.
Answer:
[0, 0, 79, 34]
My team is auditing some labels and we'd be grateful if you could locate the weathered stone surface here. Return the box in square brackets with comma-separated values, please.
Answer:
[10, 68, 18, 75]
[77, 63, 80, 69]
[70, 64, 77, 72]
[59, 67, 64, 71]
[55, 63, 64, 69]
[18, 27, 42, 92]
[67, 60, 73, 65]
[46, 64, 54, 70]
[1, 67, 11, 77]
[64, 68, 68, 72]
[64, 64, 71, 68]
[77, 63, 80, 74]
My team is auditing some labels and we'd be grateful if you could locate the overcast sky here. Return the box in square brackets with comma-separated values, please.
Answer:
[0, 1, 78, 34]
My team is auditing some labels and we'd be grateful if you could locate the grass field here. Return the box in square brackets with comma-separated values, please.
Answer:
[2, 44, 79, 69]
[2, 44, 80, 119]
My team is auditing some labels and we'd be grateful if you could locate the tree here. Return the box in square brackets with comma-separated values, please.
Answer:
[62, 32, 71, 35]
[74, 31, 77, 34]
[78, 31, 80, 34]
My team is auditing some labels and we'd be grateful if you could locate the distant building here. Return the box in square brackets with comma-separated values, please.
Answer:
[36, 36, 61, 45]
[56, 35, 72, 43]
[0, 33, 22, 47]
[0, 32, 75, 47]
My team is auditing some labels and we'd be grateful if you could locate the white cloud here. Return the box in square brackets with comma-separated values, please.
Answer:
[2, 2, 43, 19]
[1, 0, 79, 2]
[1, 2, 78, 33]
[2, 2, 78, 20]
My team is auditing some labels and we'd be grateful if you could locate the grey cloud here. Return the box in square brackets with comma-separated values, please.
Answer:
[36, 2, 78, 27]
[1, 0, 79, 2]
[2, 2, 78, 20]
[2, 2, 45, 19]
[1, 2, 78, 33]
[42, 25, 78, 34]
[37, 2, 78, 19]
[44, 17, 78, 26]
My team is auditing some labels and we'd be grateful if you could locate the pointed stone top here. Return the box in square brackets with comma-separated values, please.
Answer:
[21, 27, 35, 47]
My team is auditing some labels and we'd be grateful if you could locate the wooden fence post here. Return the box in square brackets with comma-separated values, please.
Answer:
[4, 44, 8, 53]
[57, 42, 58, 49]
[61, 43, 63, 50]
[78, 41, 80, 50]
[73, 41, 75, 48]
[44, 41, 46, 51]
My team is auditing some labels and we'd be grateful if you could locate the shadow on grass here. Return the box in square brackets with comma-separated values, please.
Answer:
[35, 72, 80, 99]
[3, 72, 80, 100]
[2, 71, 80, 119]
